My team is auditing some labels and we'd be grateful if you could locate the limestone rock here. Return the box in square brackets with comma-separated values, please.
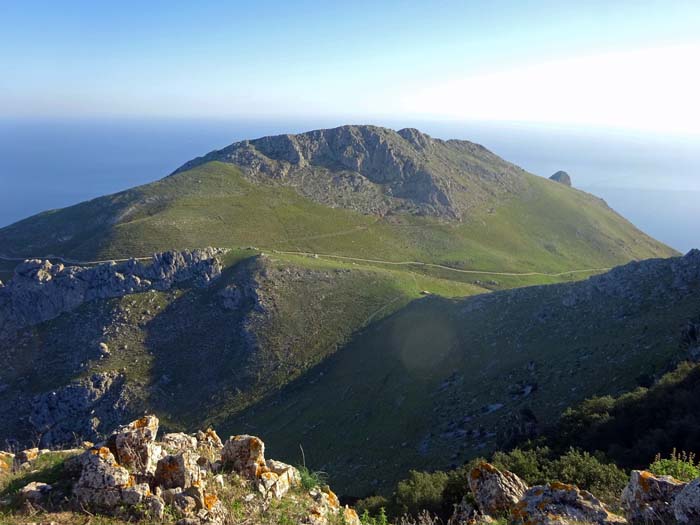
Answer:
[468, 461, 528, 516]
[0, 248, 225, 337]
[73, 447, 131, 509]
[258, 459, 301, 499]
[512, 482, 625, 524]
[111, 415, 161, 475]
[222, 434, 266, 479]
[621, 470, 686, 524]
[549, 171, 572, 187]
[162, 432, 198, 453]
[29, 371, 131, 447]
[155, 451, 202, 489]
[673, 477, 700, 524]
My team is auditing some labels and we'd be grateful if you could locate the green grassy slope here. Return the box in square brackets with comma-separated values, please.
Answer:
[0, 161, 675, 271]
[227, 253, 700, 496]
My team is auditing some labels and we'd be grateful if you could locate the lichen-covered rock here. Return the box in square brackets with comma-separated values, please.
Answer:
[72, 447, 131, 509]
[468, 461, 528, 516]
[257, 459, 301, 499]
[162, 432, 198, 453]
[512, 482, 625, 525]
[621, 470, 686, 524]
[306, 486, 342, 524]
[15, 447, 39, 465]
[155, 451, 202, 489]
[222, 434, 266, 479]
[112, 415, 161, 475]
[673, 477, 700, 524]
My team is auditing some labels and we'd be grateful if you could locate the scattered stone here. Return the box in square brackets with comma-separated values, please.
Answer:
[621, 470, 686, 524]
[468, 461, 528, 516]
[72, 447, 131, 509]
[512, 482, 625, 524]
[98, 342, 110, 357]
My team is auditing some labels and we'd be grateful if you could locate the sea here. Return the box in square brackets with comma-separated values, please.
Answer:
[1, 118, 698, 253]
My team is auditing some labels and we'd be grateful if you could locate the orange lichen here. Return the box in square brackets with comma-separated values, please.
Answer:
[549, 481, 576, 492]
[324, 487, 340, 509]
[134, 417, 150, 429]
[204, 493, 218, 510]
[639, 470, 654, 492]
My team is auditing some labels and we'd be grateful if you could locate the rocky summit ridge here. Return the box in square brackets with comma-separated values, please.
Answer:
[174, 125, 528, 219]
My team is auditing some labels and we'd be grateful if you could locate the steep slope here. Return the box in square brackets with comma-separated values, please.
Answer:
[227, 250, 700, 495]
[0, 126, 674, 272]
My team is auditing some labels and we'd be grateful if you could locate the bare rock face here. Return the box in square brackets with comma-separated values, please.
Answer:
[0, 248, 225, 337]
[674, 478, 700, 524]
[221, 435, 267, 479]
[468, 462, 528, 516]
[512, 482, 625, 525]
[175, 125, 527, 220]
[29, 371, 132, 447]
[621, 470, 686, 524]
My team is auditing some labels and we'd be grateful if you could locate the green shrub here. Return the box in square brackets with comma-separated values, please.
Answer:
[649, 449, 700, 481]
[297, 465, 328, 490]
[394, 470, 449, 517]
[356, 495, 390, 517]
[360, 507, 389, 525]
[492, 446, 552, 486]
[547, 448, 628, 504]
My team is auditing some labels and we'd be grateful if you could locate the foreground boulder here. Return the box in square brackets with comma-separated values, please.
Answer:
[621, 470, 686, 524]
[110, 415, 161, 475]
[222, 434, 267, 479]
[673, 478, 700, 524]
[468, 461, 528, 516]
[512, 482, 625, 525]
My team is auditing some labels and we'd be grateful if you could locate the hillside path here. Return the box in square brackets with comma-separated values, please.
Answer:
[0, 251, 611, 278]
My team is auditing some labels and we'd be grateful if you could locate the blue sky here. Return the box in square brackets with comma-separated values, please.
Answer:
[2, 0, 700, 133]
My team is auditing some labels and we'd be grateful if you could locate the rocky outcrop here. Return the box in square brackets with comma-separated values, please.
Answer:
[29, 371, 133, 447]
[2, 414, 337, 524]
[621, 470, 686, 524]
[549, 171, 572, 187]
[174, 125, 527, 220]
[512, 482, 625, 525]
[0, 248, 226, 337]
[674, 478, 700, 524]
[469, 462, 528, 516]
